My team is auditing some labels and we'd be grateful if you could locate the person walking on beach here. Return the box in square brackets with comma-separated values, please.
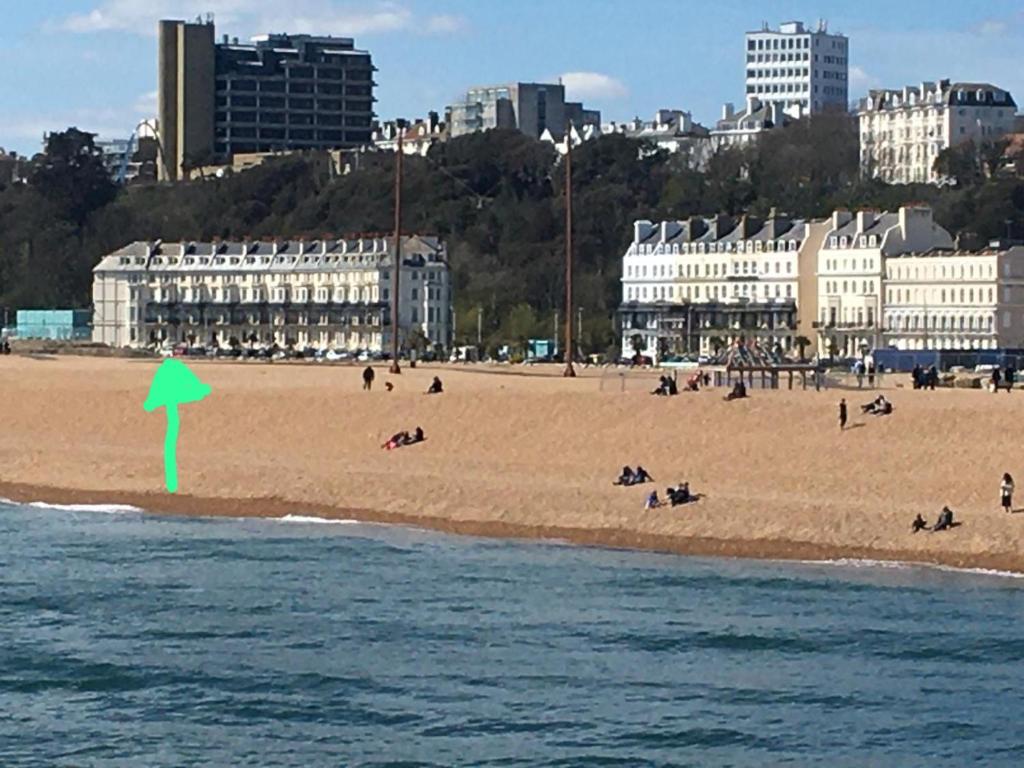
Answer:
[1001, 472, 1015, 513]
[362, 366, 375, 391]
[838, 398, 848, 431]
[991, 367, 1002, 393]
[1005, 366, 1016, 392]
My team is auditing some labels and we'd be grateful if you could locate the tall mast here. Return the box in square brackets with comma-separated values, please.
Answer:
[563, 127, 576, 378]
[389, 128, 403, 374]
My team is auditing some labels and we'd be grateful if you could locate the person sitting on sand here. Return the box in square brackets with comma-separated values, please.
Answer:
[686, 374, 700, 392]
[645, 490, 661, 510]
[911, 513, 930, 533]
[614, 466, 636, 486]
[668, 482, 692, 506]
[403, 427, 425, 446]
[723, 380, 747, 401]
[932, 506, 955, 532]
[634, 466, 654, 484]
[427, 376, 444, 395]
[385, 381, 394, 392]
[652, 376, 670, 396]
[667, 376, 678, 396]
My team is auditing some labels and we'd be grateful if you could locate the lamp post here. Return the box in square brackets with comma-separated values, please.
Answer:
[563, 127, 576, 377]
[389, 127, 404, 373]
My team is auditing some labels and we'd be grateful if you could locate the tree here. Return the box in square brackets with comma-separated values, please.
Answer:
[30, 128, 116, 224]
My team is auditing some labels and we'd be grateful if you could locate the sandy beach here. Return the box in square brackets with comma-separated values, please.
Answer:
[1, 354, 1022, 571]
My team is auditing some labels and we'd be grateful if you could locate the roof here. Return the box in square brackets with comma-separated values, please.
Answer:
[94, 236, 447, 274]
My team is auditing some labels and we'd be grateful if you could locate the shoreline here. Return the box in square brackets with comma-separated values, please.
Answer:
[4, 481, 1024, 576]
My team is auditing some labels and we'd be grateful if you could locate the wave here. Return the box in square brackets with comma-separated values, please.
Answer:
[277, 514, 361, 525]
[801, 557, 1024, 580]
[0, 497, 142, 514]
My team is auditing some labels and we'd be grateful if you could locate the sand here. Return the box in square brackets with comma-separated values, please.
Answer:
[1, 354, 1022, 572]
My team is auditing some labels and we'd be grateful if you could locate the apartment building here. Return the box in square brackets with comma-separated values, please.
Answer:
[858, 80, 1017, 184]
[92, 236, 451, 353]
[619, 214, 819, 359]
[158, 19, 375, 181]
[883, 247, 1024, 350]
[447, 82, 600, 140]
[744, 20, 849, 118]
[815, 206, 954, 356]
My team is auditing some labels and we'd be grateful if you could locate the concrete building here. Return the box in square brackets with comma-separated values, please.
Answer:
[158, 18, 375, 181]
[92, 236, 451, 352]
[744, 20, 849, 117]
[858, 80, 1017, 184]
[619, 214, 819, 360]
[882, 246, 1024, 350]
[0, 149, 28, 186]
[447, 82, 599, 140]
[815, 206, 954, 357]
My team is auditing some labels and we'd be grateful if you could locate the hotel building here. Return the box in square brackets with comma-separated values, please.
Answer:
[158, 19, 376, 181]
[619, 214, 825, 360]
[882, 246, 1024, 350]
[858, 80, 1017, 184]
[815, 206, 954, 357]
[92, 236, 451, 352]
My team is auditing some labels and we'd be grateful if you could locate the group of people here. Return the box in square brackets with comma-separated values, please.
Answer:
[854, 360, 877, 388]
[723, 380, 748, 401]
[910, 472, 1015, 533]
[651, 375, 679, 396]
[990, 366, 1016, 393]
[645, 482, 696, 509]
[382, 426, 425, 451]
[613, 466, 654, 486]
[910, 364, 940, 390]
[911, 507, 957, 533]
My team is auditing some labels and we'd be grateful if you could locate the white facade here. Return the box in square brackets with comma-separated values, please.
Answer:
[620, 216, 809, 358]
[92, 236, 452, 352]
[745, 20, 848, 117]
[816, 206, 954, 356]
[858, 80, 1017, 184]
[883, 248, 1024, 350]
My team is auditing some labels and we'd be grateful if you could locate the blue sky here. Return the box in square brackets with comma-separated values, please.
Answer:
[2, 0, 1023, 155]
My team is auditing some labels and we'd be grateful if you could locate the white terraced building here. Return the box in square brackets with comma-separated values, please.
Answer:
[858, 80, 1017, 184]
[883, 247, 1024, 350]
[92, 235, 452, 352]
[619, 215, 824, 359]
[815, 206, 954, 357]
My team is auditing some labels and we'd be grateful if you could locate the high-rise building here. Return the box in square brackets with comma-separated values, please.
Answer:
[447, 82, 600, 140]
[158, 18, 376, 181]
[743, 20, 849, 118]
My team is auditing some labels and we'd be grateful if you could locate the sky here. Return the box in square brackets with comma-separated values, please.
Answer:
[1, 0, 1023, 155]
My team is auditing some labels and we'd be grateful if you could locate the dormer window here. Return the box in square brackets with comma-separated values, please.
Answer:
[839, 237, 848, 248]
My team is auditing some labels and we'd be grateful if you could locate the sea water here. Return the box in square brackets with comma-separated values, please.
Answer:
[2, 500, 1023, 767]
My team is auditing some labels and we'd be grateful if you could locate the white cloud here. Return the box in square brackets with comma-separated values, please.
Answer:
[848, 65, 880, 94]
[559, 71, 628, 100]
[424, 14, 467, 34]
[133, 90, 158, 117]
[973, 19, 1009, 36]
[57, 1, 462, 38]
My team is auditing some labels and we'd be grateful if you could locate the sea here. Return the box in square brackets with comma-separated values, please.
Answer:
[2, 499, 1024, 767]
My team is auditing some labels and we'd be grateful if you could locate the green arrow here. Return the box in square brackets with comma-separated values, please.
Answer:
[143, 359, 211, 494]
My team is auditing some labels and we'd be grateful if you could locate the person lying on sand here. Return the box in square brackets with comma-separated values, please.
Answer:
[383, 431, 410, 450]
[861, 395, 892, 415]
[911, 513, 930, 533]
[931, 506, 956, 532]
